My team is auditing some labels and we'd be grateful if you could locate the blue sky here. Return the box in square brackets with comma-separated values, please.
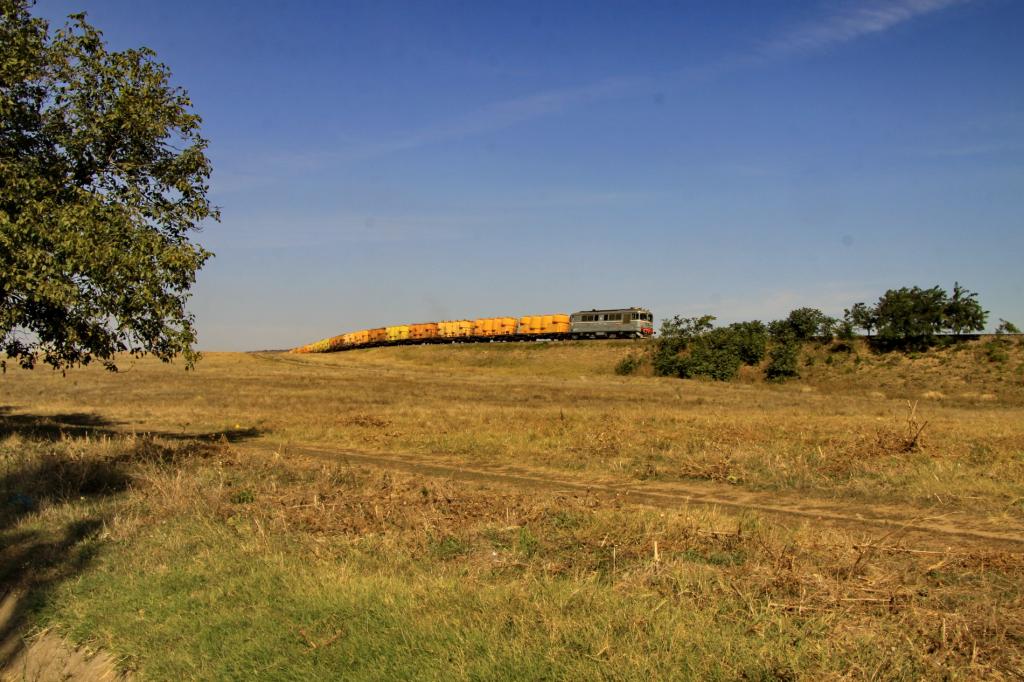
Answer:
[36, 0, 1024, 349]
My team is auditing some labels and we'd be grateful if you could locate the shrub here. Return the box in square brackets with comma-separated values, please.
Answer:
[766, 342, 800, 380]
[614, 354, 643, 376]
[986, 348, 1009, 364]
[983, 339, 1011, 364]
[651, 344, 683, 377]
[654, 320, 767, 381]
[767, 319, 792, 343]
[724, 321, 769, 365]
[651, 315, 715, 377]
[676, 341, 743, 381]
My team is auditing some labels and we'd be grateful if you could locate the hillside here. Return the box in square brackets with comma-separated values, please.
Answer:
[1, 337, 1022, 678]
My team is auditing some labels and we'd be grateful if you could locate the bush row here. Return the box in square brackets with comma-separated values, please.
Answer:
[619, 283, 1015, 382]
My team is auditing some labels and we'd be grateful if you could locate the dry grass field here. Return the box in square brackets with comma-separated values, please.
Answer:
[1, 337, 1023, 679]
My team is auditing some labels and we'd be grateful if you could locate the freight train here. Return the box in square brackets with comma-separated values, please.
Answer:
[293, 307, 655, 353]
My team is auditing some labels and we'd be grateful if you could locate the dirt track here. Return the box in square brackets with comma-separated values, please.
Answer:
[251, 442, 1024, 552]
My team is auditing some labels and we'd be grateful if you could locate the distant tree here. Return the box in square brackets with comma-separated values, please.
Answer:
[835, 318, 856, 341]
[769, 308, 833, 342]
[818, 315, 839, 341]
[767, 319, 793, 343]
[659, 315, 715, 341]
[1, 1, 217, 371]
[844, 302, 877, 336]
[724, 320, 768, 365]
[652, 315, 715, 375]
[787, 308, 826, 341]
[943, 282, 987, 335]
[874, 286, 948, 347]
[995, 319, 1021, 335]
[650, 316, 766, 381]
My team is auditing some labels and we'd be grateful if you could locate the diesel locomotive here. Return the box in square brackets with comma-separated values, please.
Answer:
[293, 307, 654, 353]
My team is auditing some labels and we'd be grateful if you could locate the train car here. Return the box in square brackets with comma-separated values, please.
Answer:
[570, 307, 654, 338]
[367, 327, 387, 344]
[344, 330, 370, 346]
[474, 317, 516, 337]
[443, 320, 475, 338]
[518, 314, 570, 337]
[409, 322, 439, 341]
[386, 325, 410, 342]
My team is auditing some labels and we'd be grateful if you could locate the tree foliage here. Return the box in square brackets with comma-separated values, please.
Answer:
[844, 302, 877, 337]
[627, 282, 993, 381]
[1, 1, 217, 370]
[944, 282, 987, 335]
[995, 319, 1021, 335]
[765, 341, 799, 380]
[652, 317, 767, 381]
[769, 307, 836, 342]
[875, 286, 948, 343]
[845, 284, 987, 349]
[652, 315, 714, 375]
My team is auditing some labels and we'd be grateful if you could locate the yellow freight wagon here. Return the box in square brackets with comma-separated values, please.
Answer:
[386, 325, 410, 342]
[409, 322, 439, 340]
[517, 313, 570, 335]
[473, 318, 493, 336]
[474, 317, 516, 337]
[367, 327, 387, 344]
[438, 320, 473, 338]
[346, 330, 369, 346]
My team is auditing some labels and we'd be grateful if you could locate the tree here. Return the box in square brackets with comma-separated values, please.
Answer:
[874, 286, 948, 347]
[943, 282, 987, 335]
[652, 315, 715, 376]
[1, 1, 217, 371]
[651, 317, 768, 381]
[995, 319, 1020, 335]
[724, 320, 768, 365]
[835, 318, 856, 341]
[659, 314, 715, 342]
[770, 307, 833, 342]
[844, 302, 877, 336]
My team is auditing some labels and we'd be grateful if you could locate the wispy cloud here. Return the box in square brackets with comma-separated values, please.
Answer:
[353, 0, 973, 159]
[331, 75, 650, 164]
[762, 0, 971, 56]
[212, 0, 975, 182]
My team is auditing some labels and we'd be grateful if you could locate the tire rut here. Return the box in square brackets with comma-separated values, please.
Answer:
[250, 442, 1024, 551]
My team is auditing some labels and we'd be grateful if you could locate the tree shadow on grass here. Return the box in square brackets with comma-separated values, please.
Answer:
[0, 410, 264, 670]
[0, 405, 263, 443]
[0, 446, 129, 668]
